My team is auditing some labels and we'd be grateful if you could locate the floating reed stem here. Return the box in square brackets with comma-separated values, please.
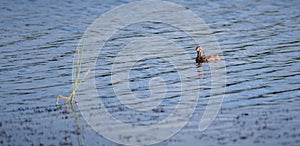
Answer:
[56, 39, 90, 105]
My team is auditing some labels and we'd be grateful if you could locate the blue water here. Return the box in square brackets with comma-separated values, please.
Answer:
[0, 0, 299, 145]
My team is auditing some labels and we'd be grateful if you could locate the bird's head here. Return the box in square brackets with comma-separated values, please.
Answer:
[196, 46, 203, 56]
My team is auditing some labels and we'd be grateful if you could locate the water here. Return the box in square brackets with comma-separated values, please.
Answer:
[0, 0, 300, 145]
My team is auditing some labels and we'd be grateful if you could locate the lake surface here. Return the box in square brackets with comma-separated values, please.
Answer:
[0, 0, 299, 146]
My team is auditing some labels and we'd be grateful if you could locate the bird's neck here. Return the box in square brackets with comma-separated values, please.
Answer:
[197, 51, 203, 57]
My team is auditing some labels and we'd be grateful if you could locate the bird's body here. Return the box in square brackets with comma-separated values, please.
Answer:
[195, 46, 220, 66]
[196, 55, 220, 63]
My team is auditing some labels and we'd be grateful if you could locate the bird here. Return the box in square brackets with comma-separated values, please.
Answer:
[195, 46, 220, 66]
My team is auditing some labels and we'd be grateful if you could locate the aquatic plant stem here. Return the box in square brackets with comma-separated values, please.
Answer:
[56, 39, 90, 105]
[67, 68, 91, 102]
[57, 95, 78, 105]
[70, 104, 83, 146]
[71, 40, 85, 103]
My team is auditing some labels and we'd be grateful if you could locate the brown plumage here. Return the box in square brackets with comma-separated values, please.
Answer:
[195, 46, 220, 66]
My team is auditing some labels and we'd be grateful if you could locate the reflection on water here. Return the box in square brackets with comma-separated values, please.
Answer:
[0, 0, 299, 146]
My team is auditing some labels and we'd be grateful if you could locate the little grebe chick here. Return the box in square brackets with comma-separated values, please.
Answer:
[195, 46, 220, 65]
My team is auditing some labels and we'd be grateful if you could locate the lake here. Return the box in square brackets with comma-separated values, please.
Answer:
[0, 0, 299, 145]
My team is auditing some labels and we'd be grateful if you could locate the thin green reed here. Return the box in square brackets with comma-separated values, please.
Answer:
[57, 39, 90, 105]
